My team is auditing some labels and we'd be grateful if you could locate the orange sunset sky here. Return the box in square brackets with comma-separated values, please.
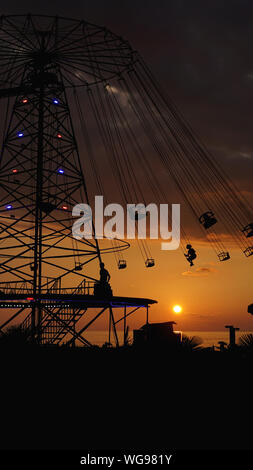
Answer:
[105, 244, 252, 332]
[81, 236, 253, 333]
[0, 3, 253, 336]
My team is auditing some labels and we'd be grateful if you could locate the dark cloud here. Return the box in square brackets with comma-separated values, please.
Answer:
[1, 1, 252, 197]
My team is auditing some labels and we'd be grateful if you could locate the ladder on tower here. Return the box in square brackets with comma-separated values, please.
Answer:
[39, 304, 86, 345]
[20, 278, 89, 345]
[21, 303, 86, 345]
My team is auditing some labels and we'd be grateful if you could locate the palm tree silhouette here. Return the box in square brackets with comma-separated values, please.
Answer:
[180, 335, 203, 352]
[0, 325, 34, 348]
[238, 333, 253, 353]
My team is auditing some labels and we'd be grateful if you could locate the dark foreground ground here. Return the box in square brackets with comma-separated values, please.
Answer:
[0, 346, 252, 451]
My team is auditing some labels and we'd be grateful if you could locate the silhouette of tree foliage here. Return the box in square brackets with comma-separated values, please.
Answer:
[239, 333, 253, 353]
[180, 335, 203, 352]
[0, 325, 34, 349]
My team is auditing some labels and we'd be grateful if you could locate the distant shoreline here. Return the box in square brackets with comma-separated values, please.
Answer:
[81, 329, 252, 348]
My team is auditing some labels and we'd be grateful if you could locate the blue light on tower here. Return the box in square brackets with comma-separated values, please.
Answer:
[57, 168, 64, 174]
[5, 204, 13, 210]
[17, 132, 24, 138]
[53, 98, 59, 105]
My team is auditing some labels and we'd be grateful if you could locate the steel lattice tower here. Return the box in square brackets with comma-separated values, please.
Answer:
[0, 15, 155, 346]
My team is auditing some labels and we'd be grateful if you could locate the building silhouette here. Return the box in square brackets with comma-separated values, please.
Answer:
[133, 321, 181, 347]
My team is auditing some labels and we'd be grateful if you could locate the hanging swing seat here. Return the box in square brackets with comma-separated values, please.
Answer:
[118, 260, 127, 269]
[244, 246, 253, 257]
[242, 223, 253, 238]
[145, 258, 155, 268]
[74, 263, 83, 271]
[128, 207, 146, 221]
[218, 252, 230, 262]
[134, 211, 146, 221]
[199, 211, 217, 229]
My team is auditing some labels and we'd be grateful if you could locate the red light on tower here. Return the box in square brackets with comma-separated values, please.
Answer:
[12, 169, 18, 173]
[22, 98, 28, 104]
[57, 133, 62, 139]
[62, 205, 68, 210]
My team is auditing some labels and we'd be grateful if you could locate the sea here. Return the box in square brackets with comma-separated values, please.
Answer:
[83, 330, 252, 348]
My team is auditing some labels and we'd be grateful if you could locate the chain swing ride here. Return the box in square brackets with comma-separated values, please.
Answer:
[0, 15, 252, 346]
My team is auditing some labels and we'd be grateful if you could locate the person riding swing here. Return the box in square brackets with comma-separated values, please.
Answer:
[184, 244, 197, 267]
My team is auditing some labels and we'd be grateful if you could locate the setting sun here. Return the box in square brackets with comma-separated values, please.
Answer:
[173, 305, 182, 314]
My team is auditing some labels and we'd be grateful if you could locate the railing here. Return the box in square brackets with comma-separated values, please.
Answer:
[21, 311, 32, 331]
[0, 279, 95, 296]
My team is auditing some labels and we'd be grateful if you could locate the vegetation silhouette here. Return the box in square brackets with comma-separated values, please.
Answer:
[0, 326, 252, 452]
[0, 325, 36, 349]
[180, 335, 203, 352]
[239, 333, 253, 354]
[1, 328, 253, 357]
